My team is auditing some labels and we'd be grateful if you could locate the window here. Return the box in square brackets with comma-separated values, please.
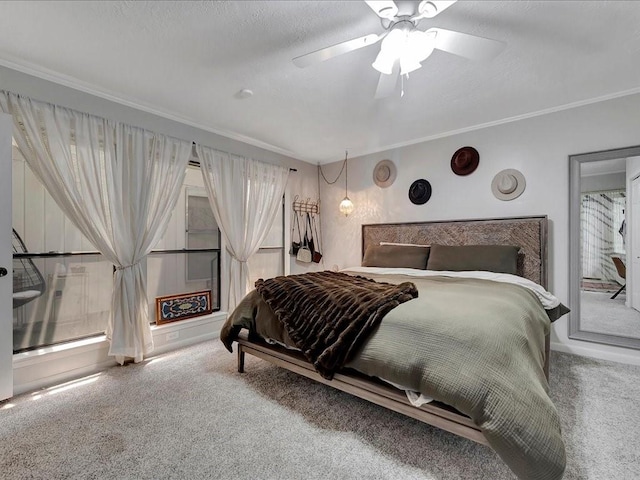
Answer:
[12, 138, 115, 352]
[12, 150, 221, 352]
[186, 190, 220, 283]
[147, 183, 221, 322]
[12, 138, 286, 352]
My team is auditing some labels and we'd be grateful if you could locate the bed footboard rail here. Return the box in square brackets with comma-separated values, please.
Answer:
[235, 332, 489, 447]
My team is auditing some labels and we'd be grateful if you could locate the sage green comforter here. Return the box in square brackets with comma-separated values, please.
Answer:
[221, 272, 565, 480]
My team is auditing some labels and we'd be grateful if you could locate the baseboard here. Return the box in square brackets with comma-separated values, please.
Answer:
[12, 312, 227, 396]
[23, 315, 638, 396]
[551, 341, 640, 366]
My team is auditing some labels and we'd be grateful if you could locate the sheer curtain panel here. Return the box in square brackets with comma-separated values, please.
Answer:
[581, 190, 626, 282]
[196, 145, 289, 311]
[1, 92, 192, 362]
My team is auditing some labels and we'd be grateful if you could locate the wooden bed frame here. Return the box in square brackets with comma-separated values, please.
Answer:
[235, 215, 550, 446]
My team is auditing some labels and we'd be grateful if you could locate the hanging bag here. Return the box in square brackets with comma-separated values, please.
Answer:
[306, 213, 315, 257]
[296, 213, 312, 263]
[289, 212, 302, 256]
[296, 229, 312, 263]
[312, 214, 323, 263]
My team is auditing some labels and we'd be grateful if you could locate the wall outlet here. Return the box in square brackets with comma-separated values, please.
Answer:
[167, 331, 179, 341]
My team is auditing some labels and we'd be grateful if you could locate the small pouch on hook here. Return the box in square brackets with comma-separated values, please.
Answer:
[296, 237, 312, 263]
[305, 213, 315, 257]
[311, 214, 322, 263]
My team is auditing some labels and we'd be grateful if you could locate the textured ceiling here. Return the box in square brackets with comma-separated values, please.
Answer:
[0, 1, 639, 164]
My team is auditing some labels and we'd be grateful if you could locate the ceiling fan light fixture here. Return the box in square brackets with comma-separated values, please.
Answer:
[372, 50, 395, 74]
[380, 28, 407, 54]
[364, 0, 399, 20]
[418, 1, 457, 19]
[400, 57, 421, 75]
[374, 27, 412, 74]
[418, 1, 438, 18]
[375, 28, 435, 76]
[407, 30, 436, 62]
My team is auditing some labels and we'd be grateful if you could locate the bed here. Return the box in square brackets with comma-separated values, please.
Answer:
[220, 216, 568, 480]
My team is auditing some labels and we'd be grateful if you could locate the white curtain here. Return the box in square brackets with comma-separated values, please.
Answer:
[1, 92, 192, 363]
[196, 145, 289, 311]
[581, 190, 626, 282]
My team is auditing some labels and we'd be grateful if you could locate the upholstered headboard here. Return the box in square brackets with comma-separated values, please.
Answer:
[362, 216, 548, 288]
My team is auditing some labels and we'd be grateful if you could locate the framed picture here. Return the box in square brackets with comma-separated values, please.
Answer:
[155, 290, 212, 325]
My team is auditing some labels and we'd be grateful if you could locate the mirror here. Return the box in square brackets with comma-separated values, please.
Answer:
[569, 145, 640, 349]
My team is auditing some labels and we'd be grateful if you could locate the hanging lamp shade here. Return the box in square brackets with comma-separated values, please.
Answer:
[340, 196, 354, 216]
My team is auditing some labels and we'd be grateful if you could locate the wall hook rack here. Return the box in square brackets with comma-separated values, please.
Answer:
[292, 195, 320, 216]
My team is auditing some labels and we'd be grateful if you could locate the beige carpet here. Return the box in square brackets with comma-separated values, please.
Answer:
[1, 339, 639, 479]
[580, 290, 640, 339]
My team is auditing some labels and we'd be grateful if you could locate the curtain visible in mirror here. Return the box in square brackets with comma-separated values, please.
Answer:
[581, 189, 626, 282]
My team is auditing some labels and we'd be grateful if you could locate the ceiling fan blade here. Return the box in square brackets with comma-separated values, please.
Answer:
[416, 1, 457, 19]
[293, 33, 382, 68]
[427, 28, 506, 62]
[364, 0, 399, 20]
[374, 63, 400, 99]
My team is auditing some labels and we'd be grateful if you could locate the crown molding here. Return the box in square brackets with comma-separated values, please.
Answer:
[3, 55, 639, 166]
[0, 56, 305, 162]
[333, 86, 640, 164]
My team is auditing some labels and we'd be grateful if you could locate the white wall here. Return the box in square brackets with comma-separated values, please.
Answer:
[319, 92, 640, 364]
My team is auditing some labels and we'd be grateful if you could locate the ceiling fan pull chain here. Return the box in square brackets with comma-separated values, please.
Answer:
[401, 73, 405, 97]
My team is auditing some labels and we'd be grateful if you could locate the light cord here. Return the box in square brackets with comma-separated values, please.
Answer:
[344, 151, 348, 197]
[318, 150, 348, 185]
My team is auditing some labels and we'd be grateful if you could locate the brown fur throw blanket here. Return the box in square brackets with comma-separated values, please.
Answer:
[255, 271, 418, 379]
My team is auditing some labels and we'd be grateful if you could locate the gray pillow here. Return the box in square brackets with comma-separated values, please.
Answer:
[546, 303, 570, 322]
[426, 244, 520, 275]
[362, 244, 430, 269]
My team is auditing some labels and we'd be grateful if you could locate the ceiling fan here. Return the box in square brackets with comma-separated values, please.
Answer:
[293, 0, 506, 98]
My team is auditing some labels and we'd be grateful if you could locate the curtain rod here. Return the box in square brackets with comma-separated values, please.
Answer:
[188, 159, 297, 172]
[189, 144, 297, 172]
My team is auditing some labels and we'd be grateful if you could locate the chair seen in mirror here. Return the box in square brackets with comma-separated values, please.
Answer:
[610, 256, 626, 300]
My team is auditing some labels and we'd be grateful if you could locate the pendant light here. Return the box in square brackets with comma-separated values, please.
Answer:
[319, 150, 355, 217]
[339, 150, 354, 216]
